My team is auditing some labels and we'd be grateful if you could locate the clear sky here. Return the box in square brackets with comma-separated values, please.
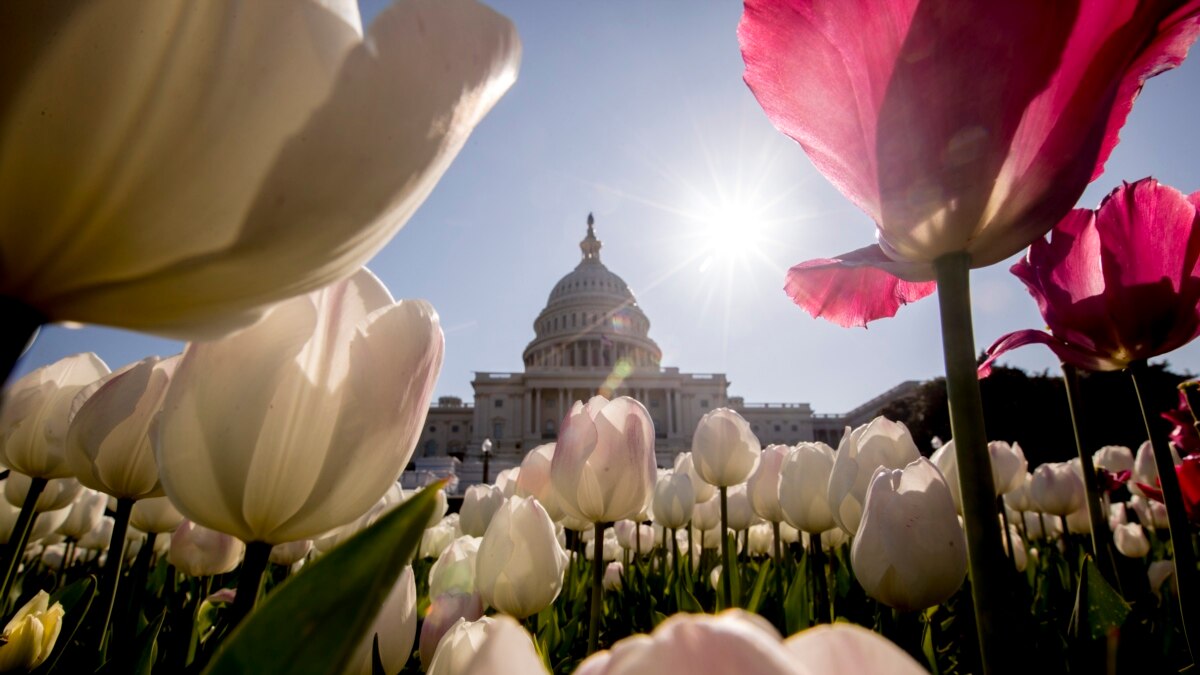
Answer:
[15, 1, 1200, 415]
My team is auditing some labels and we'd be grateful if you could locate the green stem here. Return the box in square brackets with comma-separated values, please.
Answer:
[120, 531, 157, 646]
[808, 532, 829, 624]
[96, 497, 134, 659]
[933, 252, 1009, 674]
[0, 296, 44, 388]
[587, 521, 610, 655]
[229, 541, 272, 628]
[1130, 362, 1198, 662]
[0, 476, 46, 610]
[1060, 364, 1121, 590]
[719, 486, 733, 609]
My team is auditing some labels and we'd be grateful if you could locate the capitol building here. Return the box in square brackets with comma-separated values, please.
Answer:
[403, 216, 916, 492]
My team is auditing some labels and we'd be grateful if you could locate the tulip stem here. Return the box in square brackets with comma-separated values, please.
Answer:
[96, 497, 134, 660]
[230, 541, 272, 629]
[587, 522, 610, 655]
[808, 532, 829, 624]
[719, 486, 734, 609]
[120, 531, 157, 646]
[0, 296, 44, 388]
[933, 252, 1010, 674]
[1060, 364, 1121, 590]
[0, 476, 46, 612]
[1130, 362, 1199, 662]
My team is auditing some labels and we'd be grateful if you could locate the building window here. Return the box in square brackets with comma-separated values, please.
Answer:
[752, 424, 760, 432]
[774, 425, 781, 432]
[650, 399, 659, 408]
[493, 421, 504, 438]
[700, 399, 709, 408]
[791, 425, 799, 432]
[427, 425, 436, 433]
[494, 399, 503, 408]
[451, 425, 460, 433]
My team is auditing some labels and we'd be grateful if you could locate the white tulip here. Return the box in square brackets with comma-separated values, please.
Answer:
[827, 417, 920, 535]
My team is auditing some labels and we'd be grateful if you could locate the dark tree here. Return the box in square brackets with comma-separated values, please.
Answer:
[879, 361, 1193, 466]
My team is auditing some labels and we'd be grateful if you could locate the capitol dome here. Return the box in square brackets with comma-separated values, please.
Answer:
[523, 215, 662, 370]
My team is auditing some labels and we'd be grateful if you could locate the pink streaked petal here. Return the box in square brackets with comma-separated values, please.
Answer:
[873, 2, 1077, 258]
[1095, 179, 1200, 358]
[1089, 3, 1200, 182]
[739, 0, 919, 222]
[1012, 209, 1110, 353]
[978, 329, 1121, 379]
[783, 245, 935, 328]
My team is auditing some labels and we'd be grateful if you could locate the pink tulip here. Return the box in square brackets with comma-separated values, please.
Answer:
[981, 179, 1200, 374]
[739, 0, 1200, 327]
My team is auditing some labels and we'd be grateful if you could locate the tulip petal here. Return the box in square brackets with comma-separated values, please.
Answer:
[3, 0, 521, 338]
[978, 328, 1125, 378]
[784, 246, 936, 327]
[785, 623, 928, 675]
[156, 296, 318, 541]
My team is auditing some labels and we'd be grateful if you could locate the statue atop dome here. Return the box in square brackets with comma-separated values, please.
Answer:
[580, 212, 602, 262]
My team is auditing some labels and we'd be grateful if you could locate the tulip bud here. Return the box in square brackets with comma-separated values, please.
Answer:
[0, 353, 110, 479]
[673, 452, 716, 503]
[476, 496, 568, 619]
[851, 458, 967, 611]
[269, 540, 313, 567]
[1113, 523, 1150, 558]
[516, 443, 563, 520]
[155, 271, 444, 545]
[459, 485, 505, 537]
[827, 417, 921, 535]
[1065, 506, 1092, 535]
[724, 484, 756, 532]
[780, 442, 835, 533]
[1149, 560, 1177, 602]
[1093, 445, 1134, 474]
[350, 566, 416, 675]
[427, 616, 547, 675]
[421, 520, 459, 560]
[783, 622, 929, 675]
[748, 524, 773, 557]
[652, 471, 695, 530]
[494, 468, 520, 499]
[577, 609, 868, 675]
[5, 473, 82, 513]
[169, 519, 244, 577]
[551, 396, 656, 524]
[692, 495, 721, 532]
[420, 592, 485, 670]
[0, 591, 65, 671]
[1030, 462, 1085, 516]
[1130, 440, 1181, 498]
[989, 441, 1029, 495]
[57, 488, 107, 540]
[66, 355, 178, 499]
[603, 562, 624, 591]
[586, 530, 620, 562]
[613, 521, 654, 552]
[1003, 472, 1034, 512]
[129, 496, 184, 534]
[78, 516, 115, 551]
[430, 536, 482, 599]
[691, 409, 761, 488]
[746, 444, 788, 523]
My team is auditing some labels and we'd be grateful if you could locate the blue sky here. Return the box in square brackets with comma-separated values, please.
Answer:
[15, 1, 1200, 414]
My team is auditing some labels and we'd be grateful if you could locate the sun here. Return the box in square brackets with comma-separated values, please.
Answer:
[697, 197, 770, 272]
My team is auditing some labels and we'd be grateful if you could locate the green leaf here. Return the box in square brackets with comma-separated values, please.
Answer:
[744, 560, 771, 614]
[94, 612, 164, 675]
[370, 635, 386, 675]
[34, 575, 97, 675]
[1069, 556, 1130, 641]
[203, 483, 440, 675]
[784, 563, 812, 635]
[675, 578, 703, 614]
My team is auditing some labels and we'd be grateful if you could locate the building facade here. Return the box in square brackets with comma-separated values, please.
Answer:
[407, 216, 915, 491]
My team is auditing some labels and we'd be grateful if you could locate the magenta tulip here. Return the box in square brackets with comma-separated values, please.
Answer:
[739, 0, 1200, 327]
[982, 179, 1200, 373]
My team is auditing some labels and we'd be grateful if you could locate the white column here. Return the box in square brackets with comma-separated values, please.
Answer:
[524, 390, 533, 435]
[666, 389, 674, 437]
